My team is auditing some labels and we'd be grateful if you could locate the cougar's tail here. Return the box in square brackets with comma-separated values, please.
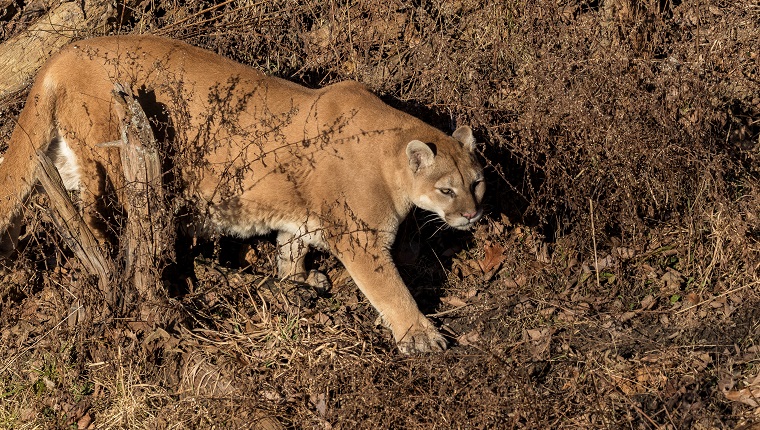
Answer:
[0, 73, 58, 246]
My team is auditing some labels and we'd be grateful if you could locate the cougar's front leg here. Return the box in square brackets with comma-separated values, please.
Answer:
[276, 231, 329, 290]
[336, 241, 446, 354]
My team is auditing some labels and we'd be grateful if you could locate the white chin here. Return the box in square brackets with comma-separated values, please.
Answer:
[447, 220, 473, 230]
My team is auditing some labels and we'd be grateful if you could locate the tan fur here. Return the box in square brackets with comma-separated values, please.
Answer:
[0, 35, 485, 354]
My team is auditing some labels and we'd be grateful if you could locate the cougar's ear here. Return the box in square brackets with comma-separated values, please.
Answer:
[406, 140, 435, 172]
[452, 126, 476, 152]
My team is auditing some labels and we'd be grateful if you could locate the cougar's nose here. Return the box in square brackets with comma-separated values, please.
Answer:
[462, 208, 482, 221]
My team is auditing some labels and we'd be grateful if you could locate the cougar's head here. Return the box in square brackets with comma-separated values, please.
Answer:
[406, 126, 485, 230]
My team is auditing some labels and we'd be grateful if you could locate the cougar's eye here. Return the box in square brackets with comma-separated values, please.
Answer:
[439, 188, 455, 196]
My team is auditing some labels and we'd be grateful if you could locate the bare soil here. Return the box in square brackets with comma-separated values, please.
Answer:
[1, 0, 759, 428]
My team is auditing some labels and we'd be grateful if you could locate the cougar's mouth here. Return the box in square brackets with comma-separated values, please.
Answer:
[446, 210, 483, 230]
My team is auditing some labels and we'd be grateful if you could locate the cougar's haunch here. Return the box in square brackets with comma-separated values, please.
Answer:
[0, 35, 485, 354]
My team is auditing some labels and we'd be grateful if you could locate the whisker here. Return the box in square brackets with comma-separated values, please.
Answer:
[419, 217, 439, 230]
[418, 213, 441, 230]
[427, 222, 449, 240]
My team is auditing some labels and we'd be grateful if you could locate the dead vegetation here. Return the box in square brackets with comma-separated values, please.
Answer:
[1, 0, 760, 428]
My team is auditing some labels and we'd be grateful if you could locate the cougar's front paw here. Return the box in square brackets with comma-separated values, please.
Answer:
[395, 319, 447, 355]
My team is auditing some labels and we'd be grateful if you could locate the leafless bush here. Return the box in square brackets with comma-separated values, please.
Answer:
[117, 0, 760, 252]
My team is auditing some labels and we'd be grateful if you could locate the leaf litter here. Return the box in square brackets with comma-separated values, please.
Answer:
[1, 0, 760, 428]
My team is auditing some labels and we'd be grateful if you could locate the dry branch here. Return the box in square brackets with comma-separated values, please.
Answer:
[0, 1, 117, 99]
[35, 150, 115, 299]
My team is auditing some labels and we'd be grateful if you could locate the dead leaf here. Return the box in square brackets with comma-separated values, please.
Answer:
[525, 328, 553, 360]
[328, 267, 351, 287]
[557, 309, 578, 323]
[453, 258, 481, 278]
[593, 254, 616, 271]
[478, 242, 506, 278]
[723, 372, 760, 407]
[502, 277, 518, 289]
[77, 413, 92, 430]
[724, 386, 760, 407]
[526, 328, 543, 340]
[693, 353, 712, 372]
[312, 312, 331, 325]
[143, 327, 170, 346]
[661, 269, 684, 293]
[20, 407, 35, 423]
[619, 311, 636, 322]
[457, 329, 480, 346]
[635, 365, 667, 390]
[262, 390, 282, 401]
[640, 265, 658, 281]
[610, 373, 638, 396]
[310, 393, 328, 417]
[685, 292, 701, 306]
[640, 294, 656, 310]
[539, 306, 556, 317]
[614, 247, 636, 259]
[440, 295, 467, 307]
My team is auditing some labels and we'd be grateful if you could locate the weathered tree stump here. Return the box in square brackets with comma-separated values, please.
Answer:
[111, 83, 173, 312]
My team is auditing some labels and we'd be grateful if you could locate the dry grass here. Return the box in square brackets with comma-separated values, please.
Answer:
[1, 0, 760, 428]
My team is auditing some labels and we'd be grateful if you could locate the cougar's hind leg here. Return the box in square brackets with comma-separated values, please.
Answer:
[276, 230, 329, 291]
[54, 126, 122, 254]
